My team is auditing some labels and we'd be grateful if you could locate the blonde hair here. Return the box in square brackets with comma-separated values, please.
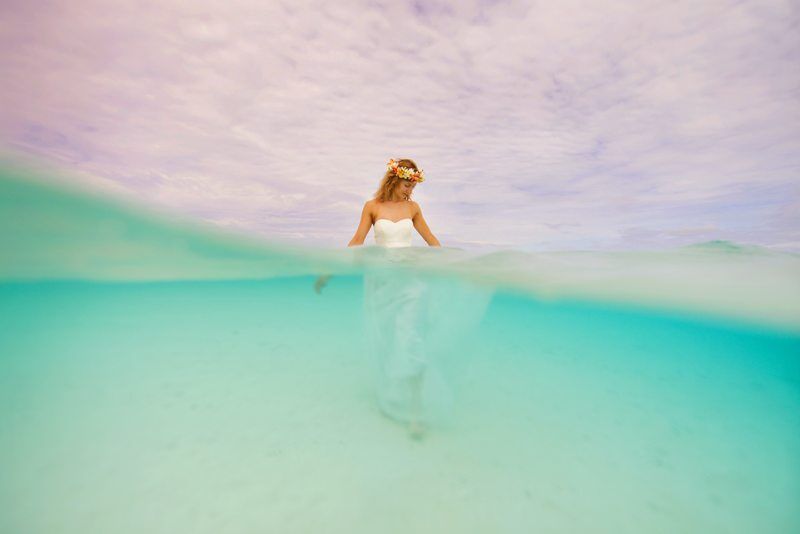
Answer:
[373, 158, 419, 202]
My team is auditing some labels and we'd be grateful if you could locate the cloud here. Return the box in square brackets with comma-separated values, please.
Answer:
[0, 0, 797, 250]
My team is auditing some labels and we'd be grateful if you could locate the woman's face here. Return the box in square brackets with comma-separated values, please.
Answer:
[396, 179, 416, 200]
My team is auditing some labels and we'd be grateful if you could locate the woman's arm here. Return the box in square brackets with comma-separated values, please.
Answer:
[411, 202, 441, 247]
[347, 200, 373, 247]
[316, 201, 373, 293]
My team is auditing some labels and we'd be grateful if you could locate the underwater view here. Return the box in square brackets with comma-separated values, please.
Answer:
[1, 165, 798, 533]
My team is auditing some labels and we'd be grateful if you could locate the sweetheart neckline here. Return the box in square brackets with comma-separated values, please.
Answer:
[375, 217, 412, 224]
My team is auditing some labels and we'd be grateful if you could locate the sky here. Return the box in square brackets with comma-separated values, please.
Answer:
[0, 0, 798, 251]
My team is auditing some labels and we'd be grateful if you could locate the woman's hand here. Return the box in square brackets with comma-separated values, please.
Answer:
[314, 274, 332, 294]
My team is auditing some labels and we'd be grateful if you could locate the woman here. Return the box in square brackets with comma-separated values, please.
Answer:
[316, 158, 441, 439]
[317, 158, 491, 439]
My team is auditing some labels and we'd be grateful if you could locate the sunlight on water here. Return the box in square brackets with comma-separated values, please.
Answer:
[1, 163, 798, 533]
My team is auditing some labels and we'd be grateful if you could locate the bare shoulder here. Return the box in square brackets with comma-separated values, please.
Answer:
[410, 200, 422, 216]
[364, 199, 376, 218]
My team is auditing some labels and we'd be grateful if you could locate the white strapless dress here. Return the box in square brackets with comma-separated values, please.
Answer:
[373, 217, 414, 248]
[363, 217, 492, 426]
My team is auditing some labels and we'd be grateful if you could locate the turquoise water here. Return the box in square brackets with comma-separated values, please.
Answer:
[1, 164, 799, 532]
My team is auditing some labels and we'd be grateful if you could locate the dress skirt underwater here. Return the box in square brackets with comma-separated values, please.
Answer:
[361, 218, 494, 426]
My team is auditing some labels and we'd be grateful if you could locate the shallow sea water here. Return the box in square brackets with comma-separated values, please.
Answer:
[1, 165, 798, 533]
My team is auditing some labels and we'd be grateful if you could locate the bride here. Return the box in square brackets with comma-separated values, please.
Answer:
[316, 158, 487, 439]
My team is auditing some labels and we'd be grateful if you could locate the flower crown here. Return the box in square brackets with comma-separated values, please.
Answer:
[387, 158, 425, 183]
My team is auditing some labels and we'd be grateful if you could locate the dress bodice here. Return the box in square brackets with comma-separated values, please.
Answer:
[373, 218, 413, 248]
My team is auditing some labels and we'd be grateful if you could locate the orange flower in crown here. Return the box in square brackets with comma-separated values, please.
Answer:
[387, 158, 425, 183]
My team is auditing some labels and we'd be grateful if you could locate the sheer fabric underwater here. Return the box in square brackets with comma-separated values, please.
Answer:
[362, 220, 493, 425]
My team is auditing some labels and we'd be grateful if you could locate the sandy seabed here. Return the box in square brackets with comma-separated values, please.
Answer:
[1, 276, 798, 534]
